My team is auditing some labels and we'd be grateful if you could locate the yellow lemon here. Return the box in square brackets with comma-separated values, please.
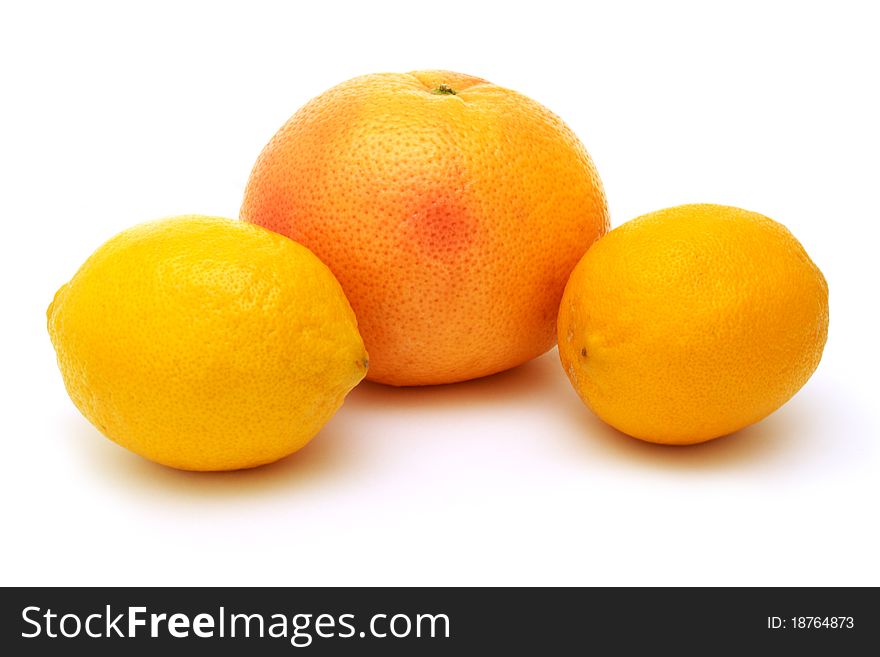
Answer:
[558, 204, 829, 445]
[47, 216, 367, 470]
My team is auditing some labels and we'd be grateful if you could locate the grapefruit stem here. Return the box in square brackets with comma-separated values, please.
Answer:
[432, 84, 457, 95]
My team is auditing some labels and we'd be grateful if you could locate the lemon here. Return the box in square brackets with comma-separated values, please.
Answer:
[558, 204, 829, 445]
[47, 216, 368, 470]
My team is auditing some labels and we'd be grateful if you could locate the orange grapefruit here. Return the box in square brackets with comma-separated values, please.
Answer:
[242, 70, 607, 385]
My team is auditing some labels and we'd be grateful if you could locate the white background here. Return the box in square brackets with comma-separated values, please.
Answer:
[2, 0, 878, 586]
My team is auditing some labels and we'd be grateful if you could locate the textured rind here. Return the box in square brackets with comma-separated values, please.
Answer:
[47, 216, 368, 470]
[241, 70, 608, 386]
[557, 204, 829, 445]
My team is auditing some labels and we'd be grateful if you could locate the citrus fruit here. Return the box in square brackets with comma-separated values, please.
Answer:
[558, 204, 829, 445]
[241, 70, 608, 386]
[47, 216, 367, 470]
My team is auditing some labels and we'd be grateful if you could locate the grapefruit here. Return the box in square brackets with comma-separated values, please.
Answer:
[242, 70, 608, 385]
